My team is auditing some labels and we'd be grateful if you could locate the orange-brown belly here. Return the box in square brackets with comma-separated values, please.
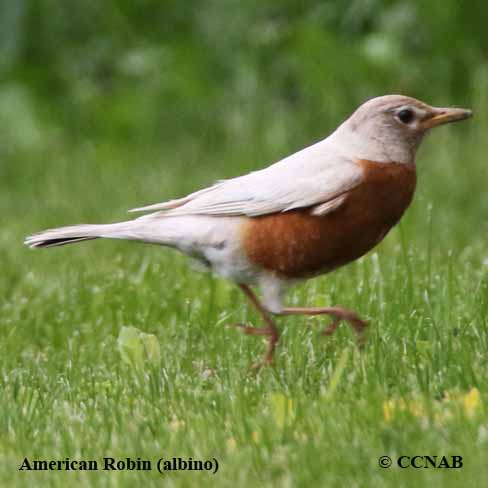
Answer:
[242, 160, 416, 279]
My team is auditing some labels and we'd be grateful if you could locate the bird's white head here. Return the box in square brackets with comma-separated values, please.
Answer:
[332, 94, 472, 164]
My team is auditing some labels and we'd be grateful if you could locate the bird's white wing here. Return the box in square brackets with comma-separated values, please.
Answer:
[131, 139, 364, 218]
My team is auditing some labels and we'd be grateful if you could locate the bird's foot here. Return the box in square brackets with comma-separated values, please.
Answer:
[228, 323, 280, 369]
[281, 306, 368, 347]
[321, 308, 368, 346]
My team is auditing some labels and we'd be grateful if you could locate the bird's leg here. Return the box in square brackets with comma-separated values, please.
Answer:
[279, 306, 367, 345]
[228, 284, 280, 368]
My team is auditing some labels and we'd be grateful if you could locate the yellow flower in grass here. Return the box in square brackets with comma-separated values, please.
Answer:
[226, 438, 237, 451]
[383, 387, 482, 424]
[382, 399, 398, 423]
[269, 393, 295, 429]
[463, 388, 481, 418]
[382, 398, 426, 423]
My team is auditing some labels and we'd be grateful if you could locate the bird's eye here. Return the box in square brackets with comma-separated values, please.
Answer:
[397, 108, 414, 124]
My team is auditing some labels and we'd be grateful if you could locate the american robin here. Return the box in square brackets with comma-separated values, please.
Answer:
[25, 95, 472, 367]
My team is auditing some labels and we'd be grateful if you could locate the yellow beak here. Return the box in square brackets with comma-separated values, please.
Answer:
[423, 106, 473, 129]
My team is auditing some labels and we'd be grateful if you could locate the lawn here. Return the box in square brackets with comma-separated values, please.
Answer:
[1, 115, 488, 487]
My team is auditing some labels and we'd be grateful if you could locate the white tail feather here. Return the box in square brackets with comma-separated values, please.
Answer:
[24, 222, 139, 248]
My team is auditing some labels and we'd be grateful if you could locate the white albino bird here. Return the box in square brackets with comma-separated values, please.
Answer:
[25, 95, 472, 367]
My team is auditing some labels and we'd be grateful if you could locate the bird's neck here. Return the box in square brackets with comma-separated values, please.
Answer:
[327, 125, 419, 165]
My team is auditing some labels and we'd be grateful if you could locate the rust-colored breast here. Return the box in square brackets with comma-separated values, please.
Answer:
[242, 160, 417, 279]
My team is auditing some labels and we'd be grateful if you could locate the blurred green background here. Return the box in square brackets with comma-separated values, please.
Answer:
[3, 1, 487, 140]
[3, 0, 487, 141]
[2, 2, 488, 487]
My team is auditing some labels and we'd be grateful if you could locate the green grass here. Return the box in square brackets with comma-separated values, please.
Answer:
[2, 122, 488, 487]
